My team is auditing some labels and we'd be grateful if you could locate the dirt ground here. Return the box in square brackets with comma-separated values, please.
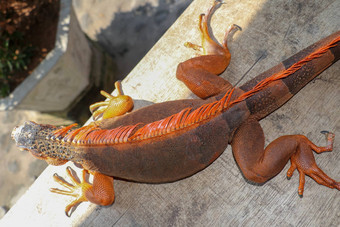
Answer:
[0, 0, 59, 91]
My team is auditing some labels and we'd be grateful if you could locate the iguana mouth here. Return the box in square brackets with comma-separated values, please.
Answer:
[12, 121, 40, 150]
[11, 125, 24, 147]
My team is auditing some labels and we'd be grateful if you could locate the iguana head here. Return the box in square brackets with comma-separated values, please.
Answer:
[12, 121, 44, 151]
[12, 121, 68, 165]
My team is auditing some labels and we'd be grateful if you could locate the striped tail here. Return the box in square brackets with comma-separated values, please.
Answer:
[240, 31, 340, 95]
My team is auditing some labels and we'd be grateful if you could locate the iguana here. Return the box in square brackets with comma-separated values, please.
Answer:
[12, 1, 339, 216]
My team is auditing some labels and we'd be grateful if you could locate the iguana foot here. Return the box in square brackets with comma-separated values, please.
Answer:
[50, 167, 115, 216]
[50, 167, 91, 216]
[184, 0, 241, 56]
[286, 132, 339, 197]
[89, 81, 133, 121]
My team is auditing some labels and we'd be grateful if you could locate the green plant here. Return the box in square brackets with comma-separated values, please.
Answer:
[0, 30, 35, 98]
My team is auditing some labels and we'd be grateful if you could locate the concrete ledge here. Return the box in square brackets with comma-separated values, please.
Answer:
[2, 0, 339, 225]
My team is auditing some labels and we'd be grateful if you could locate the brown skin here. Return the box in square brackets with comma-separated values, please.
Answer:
[11, 1, 340, 216]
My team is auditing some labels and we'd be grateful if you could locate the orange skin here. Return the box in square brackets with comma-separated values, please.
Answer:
[11, 1, 339, 216]
[176, 2, 238, 98]
[89, 81, 134, 121]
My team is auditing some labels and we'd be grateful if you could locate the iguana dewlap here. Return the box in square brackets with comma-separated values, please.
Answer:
[12, 1, 339, 216]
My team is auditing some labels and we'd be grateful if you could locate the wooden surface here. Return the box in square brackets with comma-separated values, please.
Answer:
[2, 0, 339, 226]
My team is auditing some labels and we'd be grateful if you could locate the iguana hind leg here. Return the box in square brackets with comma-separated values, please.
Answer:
[176, 1, 241, 99]
[231, 118, 339, 196]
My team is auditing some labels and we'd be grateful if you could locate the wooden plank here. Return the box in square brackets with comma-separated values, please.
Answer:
[2, 0, 339, 226]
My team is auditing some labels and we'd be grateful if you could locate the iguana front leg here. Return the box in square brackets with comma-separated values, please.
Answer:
[50, 81, 134, 215]
[89, 81, 134, 120]
[50, 167, 114, 216]
[231, 119, 339, 196]
[176, 0, 241, 99]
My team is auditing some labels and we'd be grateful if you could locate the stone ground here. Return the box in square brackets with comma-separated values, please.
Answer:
[0, 0, 190, 218]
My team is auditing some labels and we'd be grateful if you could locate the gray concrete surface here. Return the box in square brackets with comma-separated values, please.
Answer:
[0, 0, 190, 219]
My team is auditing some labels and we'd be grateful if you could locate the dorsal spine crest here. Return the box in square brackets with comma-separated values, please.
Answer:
[49, 36, 339, 146]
